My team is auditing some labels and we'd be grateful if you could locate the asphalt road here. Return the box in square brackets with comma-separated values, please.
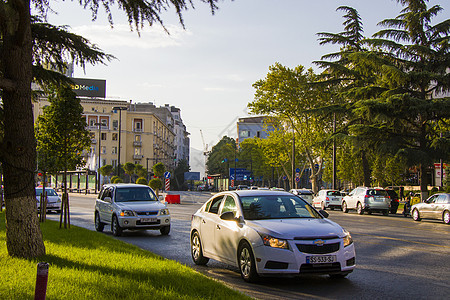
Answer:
[50, 192, 450, 300]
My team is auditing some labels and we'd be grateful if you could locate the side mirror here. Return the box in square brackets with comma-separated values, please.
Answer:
[104, 196, 112, 203]
[220, 211, 236, 221]
[158, 195, 164, 201]
[319, 210, 329, 218]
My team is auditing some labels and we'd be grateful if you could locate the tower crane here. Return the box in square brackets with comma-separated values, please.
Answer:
[200, 130, 210, 184]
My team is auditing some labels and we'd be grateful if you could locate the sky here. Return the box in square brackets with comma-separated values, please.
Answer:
[43, 0, 448, 173]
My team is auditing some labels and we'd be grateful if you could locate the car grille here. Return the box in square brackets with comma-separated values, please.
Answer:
[135, 211, 158, 216]
[296, 242, 340, 254]
[300, 262, 341, 274]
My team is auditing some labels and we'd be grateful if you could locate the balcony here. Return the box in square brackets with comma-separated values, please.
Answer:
[133, 141, 142, 147]
[133, 154, 144, 159]
[91, 139, 97, 144]
[133, 128, 143, 133]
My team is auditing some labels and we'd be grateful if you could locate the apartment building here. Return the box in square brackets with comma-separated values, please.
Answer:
[32, 97, 176, 176]
[237, 116, 274, 146]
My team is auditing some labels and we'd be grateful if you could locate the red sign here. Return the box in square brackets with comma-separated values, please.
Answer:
[231, 180, 235, 188]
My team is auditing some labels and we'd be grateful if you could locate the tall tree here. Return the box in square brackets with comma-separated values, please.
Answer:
[206, 136, 237, 178]
[0, 0, 224, 258]
[123, 162, 136, 183]
[353, 0, 450, 198]
[35, 84, 91, 228]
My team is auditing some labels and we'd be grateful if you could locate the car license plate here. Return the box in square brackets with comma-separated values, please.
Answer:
[306, 255, 337, 264]
[140, 218, 157, 223]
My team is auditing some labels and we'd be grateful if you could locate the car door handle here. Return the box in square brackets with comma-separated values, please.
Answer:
[216, 225, 221, 230]
[202, 219, 206, 224]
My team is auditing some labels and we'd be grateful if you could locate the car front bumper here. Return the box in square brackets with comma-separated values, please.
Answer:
[118, 215, 171, 229]
[252, 238, 356, 276]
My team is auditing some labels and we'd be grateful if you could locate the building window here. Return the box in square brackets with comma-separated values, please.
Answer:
[113, 120, 118, 130]
[112, 133, 118, 141]
[135, 135, 141, 141]
[102, 159, 106, 166]
[240, 130, 250, 138]
[101, 132, 107, 141]
[101, 146, 106, 154]
[112, 146, 117, 154]
[112, 159, 117, 168]
[134, 119, 143, 132]
[134, 161, 140, 165]
[256, 131, 261, 138]
[134, 148, 142, 155]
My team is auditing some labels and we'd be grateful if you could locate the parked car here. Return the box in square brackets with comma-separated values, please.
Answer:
[289, 189, 314, 205]
[95, 183, 171, 236]
[35, 187, 61, 213]
[385, 189, 400, 214]
[341, 187, 390, 215]
[237, 185, 250, 190]
[411, 193, 450, 224]
[190, 190, 356, 282]
[313, 190, 343, 210]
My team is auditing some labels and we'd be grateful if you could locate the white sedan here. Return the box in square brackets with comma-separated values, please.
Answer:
[190, 190, 356, 282]
[313, 190, 343, 210]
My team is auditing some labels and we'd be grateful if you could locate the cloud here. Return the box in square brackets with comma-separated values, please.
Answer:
[72, 23, 192, 49]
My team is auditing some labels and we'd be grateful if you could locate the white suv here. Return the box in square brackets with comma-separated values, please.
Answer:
[341, 187, 390, 215]
[95, 184, 171, 236]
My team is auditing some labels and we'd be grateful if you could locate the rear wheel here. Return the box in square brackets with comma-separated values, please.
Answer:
[191, 231, 209, 265]
[412, 209, 421, 222]
[111, 215, 123, 236]
[443, 211, 450, 225]
[95, 212, 104, 232]
[342, 201, 348, 213]
[238, 242, 259, 283]
[357, 202, 364, 215]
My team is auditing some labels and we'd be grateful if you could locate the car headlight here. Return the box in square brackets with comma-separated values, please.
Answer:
[261, 235, 289, 249]
[343, 229, 353, 247]
[159, 209, 170, 215]
[120, 210, 135, 217]
[57, 198, 61, 203]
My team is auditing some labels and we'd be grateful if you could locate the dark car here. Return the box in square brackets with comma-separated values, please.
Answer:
[385, 189, 400, 214]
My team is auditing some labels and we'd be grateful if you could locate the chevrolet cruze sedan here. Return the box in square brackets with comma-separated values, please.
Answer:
[95, 184, 171, 236]
[411, 193, 450, 224]
[190, 190, 356, 282]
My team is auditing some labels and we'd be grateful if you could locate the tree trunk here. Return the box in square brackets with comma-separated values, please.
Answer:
[1, 4, 46, 257]
[361, 151, 371, 187]
[419, 164, 429, 201]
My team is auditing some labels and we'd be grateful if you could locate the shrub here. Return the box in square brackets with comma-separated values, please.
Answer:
[149, 178, 162, 191]
[136, 177, 148, 185]
[113, 177, 123, 184]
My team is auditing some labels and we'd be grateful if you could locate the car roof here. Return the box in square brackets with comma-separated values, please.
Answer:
[227, 190, 294, 197]
[102, 183, 150, 189]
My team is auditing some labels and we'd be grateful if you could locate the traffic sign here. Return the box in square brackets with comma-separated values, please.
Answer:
[295, 168, 300, 173]
[295, 177, 300, 182]
[282, 176, 287, 180]
[164, 172, 171, 179]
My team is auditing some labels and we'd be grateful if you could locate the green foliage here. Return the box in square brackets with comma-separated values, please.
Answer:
[123, 162, 136, 183]
[134, 164, 147, 178]
[136, 177, 148, 185]
[113, 177, 123, 184]
[206, 136, 237, 177]
[445, 166, 450, 193]
[110, 176, 119, 183]
[149, 178, 162, 191]
[99, 165, 113, 177]
[173, 159, 190, 190]
[35, 85, 91, 174]
[152, 162, 166, 178]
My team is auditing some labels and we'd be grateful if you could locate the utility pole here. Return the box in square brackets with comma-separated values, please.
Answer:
[112, 106, 127, 177]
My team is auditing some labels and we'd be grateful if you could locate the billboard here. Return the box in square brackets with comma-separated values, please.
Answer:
[184, 172, 201, 181]
[71, 78, 106, 98]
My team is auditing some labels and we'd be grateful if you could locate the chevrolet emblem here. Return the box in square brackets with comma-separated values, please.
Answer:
[313, 239, 325, 246]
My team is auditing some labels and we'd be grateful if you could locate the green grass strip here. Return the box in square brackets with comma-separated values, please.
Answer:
[0, 212, 249, 299]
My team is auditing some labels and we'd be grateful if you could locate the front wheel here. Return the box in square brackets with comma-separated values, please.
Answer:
[191, 231, 209, 265]
[443, 211, 450, 225]
[111, 215, 123, 236]
[412, 209, 421, 222]
[160, 225, 170, 235]
[238, 242, 259, 283]
[357, 202, 364, 215]
[342, 201, 348, 213]
[95, 212, 104, 232]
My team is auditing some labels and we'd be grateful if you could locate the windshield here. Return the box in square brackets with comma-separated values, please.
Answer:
[240, 195, 321, 220]
[327, 191, 341, 196]
[115, 187, 157, 202]
[36, 188, 58, 196]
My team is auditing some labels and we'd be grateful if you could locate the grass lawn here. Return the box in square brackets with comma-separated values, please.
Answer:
[0, 212, 250, 299]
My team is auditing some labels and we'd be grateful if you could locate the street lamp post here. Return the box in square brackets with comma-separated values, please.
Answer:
[94, 122, 102, 192]
[113, 106, 127, 178]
